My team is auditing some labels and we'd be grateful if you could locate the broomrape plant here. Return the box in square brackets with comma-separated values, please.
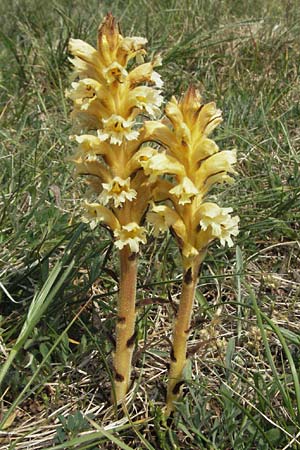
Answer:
[144, 88, 239, 414]
[66, 13, 163, 403]
[66, 14, 239, 412]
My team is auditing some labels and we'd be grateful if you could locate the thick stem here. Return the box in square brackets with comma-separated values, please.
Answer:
[112, 245, 138, 403]
[166, 254, 203, 415]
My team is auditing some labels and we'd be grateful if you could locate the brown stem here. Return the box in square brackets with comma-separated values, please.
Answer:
[166, 254, 203, 415]
[112, 245, 138, 403]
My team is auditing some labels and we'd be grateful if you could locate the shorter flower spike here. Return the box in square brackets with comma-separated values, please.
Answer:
[143, 86, 239, 414]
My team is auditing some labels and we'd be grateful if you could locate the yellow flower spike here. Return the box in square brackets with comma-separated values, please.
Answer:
[66, 13, 164, 405]
[144, 86, 239, 415]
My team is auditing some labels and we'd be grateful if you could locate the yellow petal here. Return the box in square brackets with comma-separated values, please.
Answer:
[69, 39, 103, 67]
[103, 62, 128, 84]
[74, 158, 111, 183]
[97, 13, 122, 65]
[196, 150, 237, 189]
[196, 202, 239, 248]
[165, 96, 184, 129]
[98, 115, 139, 145]
[141, 152, 185, 179]
[144, 121, 177, 148]
[192, 137, 219, 163]
[128, 86, 163, 118]
[196, 102, 222, 136]
[114, 222, 147, 252]
[83, 201, 120, 231]
[117, 36, 147, 65]
[128, 62, 162, 87]
[169, 176, 199, 205]
[72, 134, 109, 156]
[180, 86, 203, 127]
[68, 56, 103, 83]
[147, 203, 180, 235]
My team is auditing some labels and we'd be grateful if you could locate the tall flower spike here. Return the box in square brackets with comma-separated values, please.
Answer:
[145, 86, 239, 414]
[66, 14, 163, 404]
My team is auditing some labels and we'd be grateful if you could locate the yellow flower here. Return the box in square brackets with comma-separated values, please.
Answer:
[71, 134, 107, 159]
[128, 61, 163, 88]
[103, 62, 128, 84]
[147, 203, 178, 236]
[68, 38, 109, 85]
[83, 201, 120, 231]
[114, 223, 147, 253]
[129, 86, 163, 118]
[196, 150, 237, 189]
[140, 152, 185, 181]
[97, 115, 139, 145]
[198, 203, 239, 247]
[99, 177, 137, 207]
[117, 36, 148, 65]
[169, 176, 199, 205]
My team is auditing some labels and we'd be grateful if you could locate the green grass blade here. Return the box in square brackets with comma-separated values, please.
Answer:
[0, 226, 83, 389]
[248, 285, 295, 418]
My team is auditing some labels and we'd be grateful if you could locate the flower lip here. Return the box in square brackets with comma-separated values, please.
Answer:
[103, 62, 128, 83]
[97, 114, 139, 145]
[99, 176, 137, 208]
[169, 176, 199, 205]
[132, 86, 164, 118]
[199, 203, 239, 247]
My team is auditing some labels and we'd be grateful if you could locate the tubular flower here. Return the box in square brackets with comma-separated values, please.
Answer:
[114, 223, 147, 253]
[198, 203, 239, 247]
[169, 176, 198, 205]
[147, 203, 179, 236]
[99, 177, 137, 208]
[98, 115, 139, 145]
[66, 14, 164, 404]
